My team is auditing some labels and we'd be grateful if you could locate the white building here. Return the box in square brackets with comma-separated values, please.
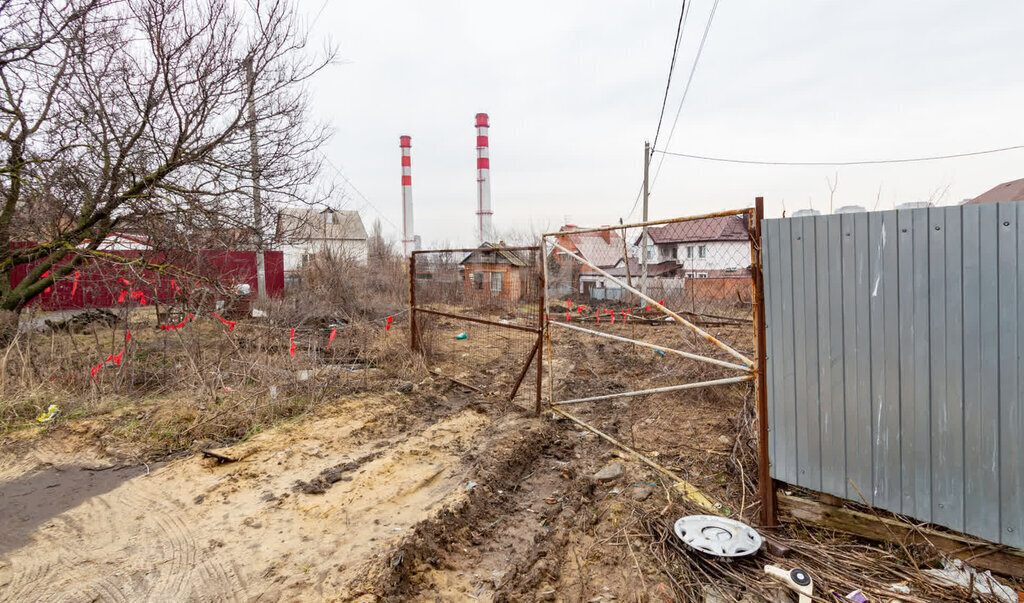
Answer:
[275, 208, 368, 272]
[635, 214, 750, 278]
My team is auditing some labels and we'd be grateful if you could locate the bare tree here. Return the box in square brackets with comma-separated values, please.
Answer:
[826, 171, 839, 213]
[0, 0, 333, 338]
[367, 218, 393, 261]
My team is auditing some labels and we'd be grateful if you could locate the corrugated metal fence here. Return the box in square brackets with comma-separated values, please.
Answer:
[763, 202, 1023, 548]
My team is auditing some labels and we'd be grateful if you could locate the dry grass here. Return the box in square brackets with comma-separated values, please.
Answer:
[0, 255, 420, 459]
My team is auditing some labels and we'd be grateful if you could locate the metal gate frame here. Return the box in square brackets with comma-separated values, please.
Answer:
[409, 246, 545, 413]
[540, 201, 776, 522]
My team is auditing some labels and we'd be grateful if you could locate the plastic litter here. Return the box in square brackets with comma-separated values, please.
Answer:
[36, 404, 61, 423]
[464, 481, 477, 492]
[838, 590, 868, 603]
[922, 558, 1016, 603]
[765, 565, 813, 603]
[653, 350, 666, 357]
[455, 332, 468, 340]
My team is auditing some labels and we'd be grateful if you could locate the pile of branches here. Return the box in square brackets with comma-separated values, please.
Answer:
[638, 498, 1010, 602]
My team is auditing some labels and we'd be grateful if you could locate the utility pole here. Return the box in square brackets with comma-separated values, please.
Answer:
[245, 56, 267, 304]
[641, 141, 650, 295]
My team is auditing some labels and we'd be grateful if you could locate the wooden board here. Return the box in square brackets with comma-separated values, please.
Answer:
[778, 493, 1024, 580]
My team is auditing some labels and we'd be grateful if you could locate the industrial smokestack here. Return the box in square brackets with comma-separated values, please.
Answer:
[475, 113, 493, 244]
[400, 135, 415, 257]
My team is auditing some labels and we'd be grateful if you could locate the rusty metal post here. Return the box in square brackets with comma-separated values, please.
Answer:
[535, 253, 545, 415]
[542, 237, 554, 405]
[750, 196, 777, 527]
[409, 252, 418, 353]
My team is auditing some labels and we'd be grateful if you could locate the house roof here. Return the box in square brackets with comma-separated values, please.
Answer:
[965, 178, 1024, 205]
[606, 259, 680, 278]
[276, 208, 367, 242]
[76, 233, 153, 250]
[558, 226, 626, 268]
[638, 214, 749, 245]
[460, 242, 527, 267]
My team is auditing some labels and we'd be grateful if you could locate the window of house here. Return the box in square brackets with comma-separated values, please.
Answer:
[472, 271, 483, 290]
[686, 272, 709, 279]
[669, 247, 678, 259]
[490, 272, 503, 292]
[686, 246, 693, 259]
[698, 245, 707, 258]
[647, 248, 656, 260]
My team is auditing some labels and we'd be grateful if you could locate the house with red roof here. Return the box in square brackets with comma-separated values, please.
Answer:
[550, 225, 627, 297]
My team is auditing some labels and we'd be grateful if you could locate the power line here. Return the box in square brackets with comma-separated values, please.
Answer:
[320, 154, 399, 230]
[650, 0, 690, 152]
[647, 0, 722, 198]
[652, 144, 1024, 166]
[626, 0, 692, 221]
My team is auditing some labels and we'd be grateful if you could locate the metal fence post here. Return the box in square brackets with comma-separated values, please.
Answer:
[535, 250, 545, 415]
[750, 196, 778, 526]
[409, 252, 418, 353]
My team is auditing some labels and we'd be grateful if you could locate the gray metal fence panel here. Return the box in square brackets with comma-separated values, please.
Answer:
[763, 202, 1024, 548]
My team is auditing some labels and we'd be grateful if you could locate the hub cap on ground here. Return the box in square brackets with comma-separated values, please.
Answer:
[673, 515, 762, 557]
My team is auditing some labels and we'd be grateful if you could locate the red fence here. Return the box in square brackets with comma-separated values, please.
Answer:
[10, 247, 284, 312]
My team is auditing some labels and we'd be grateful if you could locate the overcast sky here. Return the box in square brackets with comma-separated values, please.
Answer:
[295, 0, 1024, 246]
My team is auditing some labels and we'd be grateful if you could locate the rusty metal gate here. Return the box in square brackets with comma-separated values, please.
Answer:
[409, 246, 544, 411]
[540, 208, 765, 514]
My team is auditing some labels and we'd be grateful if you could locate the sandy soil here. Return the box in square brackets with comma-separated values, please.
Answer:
[1, 390, 521, 601]
[1, 321, 750, 602]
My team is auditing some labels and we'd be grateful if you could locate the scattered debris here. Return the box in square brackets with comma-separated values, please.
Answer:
[431, 369, 485, 393]
[34, 308, 118, 333]
[922, 558, 1017, 603]
[837, 589, 868, 603]
[764, 565, 813, 603]
[455, 332, 468, 340]
[35, 404, 61, 423]
[200, 449, 238, 464]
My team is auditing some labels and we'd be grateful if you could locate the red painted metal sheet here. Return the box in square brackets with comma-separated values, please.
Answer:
[9, 245, 285, 311]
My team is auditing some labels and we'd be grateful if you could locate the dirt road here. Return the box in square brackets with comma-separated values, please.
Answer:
[1, 389, 555, 601]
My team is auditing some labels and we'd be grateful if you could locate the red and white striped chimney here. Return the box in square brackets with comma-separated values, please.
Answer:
[400, 135, 415, 257]
[475, 113, 493, 244]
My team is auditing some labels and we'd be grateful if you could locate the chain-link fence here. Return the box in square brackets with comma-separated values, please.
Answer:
[410, 246, 544, 411]
[544, 212, 755, 354]
[542, 210, 758, 503]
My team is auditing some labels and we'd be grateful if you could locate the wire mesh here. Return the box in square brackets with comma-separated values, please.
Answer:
[411, 247, 543, 409]
[543, 211, 757, 489]
[544, 212, 755, 362]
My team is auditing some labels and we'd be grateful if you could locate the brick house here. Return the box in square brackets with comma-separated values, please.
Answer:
[460, 243, 530, 302]
[550, 225, 626, 296]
